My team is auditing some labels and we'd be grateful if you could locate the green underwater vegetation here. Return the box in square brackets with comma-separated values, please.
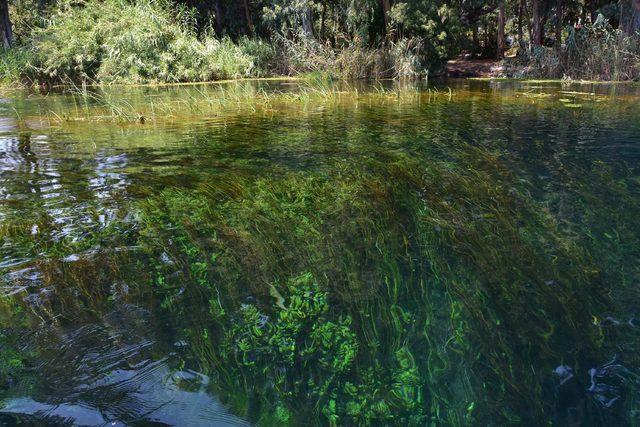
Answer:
[0, 80, 639, 425]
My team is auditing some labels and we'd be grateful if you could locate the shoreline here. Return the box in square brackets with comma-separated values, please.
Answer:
[445, 59, 639, 84]
[468, 77, 640, 84]
[2, 75, 638, 93]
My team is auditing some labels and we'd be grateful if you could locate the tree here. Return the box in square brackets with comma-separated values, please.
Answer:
[497, 0, 506, 57]
[532, 0, 542, 45]
[213, 0, 223, 36]
[381, 0, 391, 40]
[0, 0, 11, 48]
[555, 0, 563, 46]
[301, 2, 314, 38]
[620, 0, 640, 34]
[517, 0, 526, 47]
[242, 0, 254, 36]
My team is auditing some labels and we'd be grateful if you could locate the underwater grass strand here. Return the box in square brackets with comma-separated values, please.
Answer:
[0, 82, 638, 425]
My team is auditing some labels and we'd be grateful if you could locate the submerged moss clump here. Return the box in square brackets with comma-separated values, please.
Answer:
[223, 274, 374, 425]
[0, 294, 34, 393]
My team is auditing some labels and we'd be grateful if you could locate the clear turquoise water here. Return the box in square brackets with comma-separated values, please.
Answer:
[0, 80, 639, 425]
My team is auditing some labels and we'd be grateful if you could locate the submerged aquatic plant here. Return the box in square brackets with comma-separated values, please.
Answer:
[0, 83, 638, 424]
[131, 136, 617, 423]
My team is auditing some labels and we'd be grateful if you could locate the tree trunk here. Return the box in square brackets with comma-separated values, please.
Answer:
[213, 0, 224, 36]
[532, 0, 542, 46]
[0, 0, 12, 48]
[497, 0, 506, 58]
[518, 0, 525, 47]
[381, 0, 391, 41]
[625, 0, 640, 34]
[587, 0, 599, 23]
[301, 5, 314, 38]
[242, 0, 253, 36]
[555, 0, 563, 47]
[320, 2, 326, 41]
[472, 23, 480, 54]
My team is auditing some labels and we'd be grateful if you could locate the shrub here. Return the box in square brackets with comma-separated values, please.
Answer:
[562, 22, 640, 81]
[512, 17, 640, 81]
[24, 0, 254, 84]
[237, 37, 278, 77]
[274, 34, 426, 79]
[2, 0, 441, 85]
[0, 47, 35, 84]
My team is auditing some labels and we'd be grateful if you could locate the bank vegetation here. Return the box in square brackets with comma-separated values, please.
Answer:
[0, 0, 639, 86]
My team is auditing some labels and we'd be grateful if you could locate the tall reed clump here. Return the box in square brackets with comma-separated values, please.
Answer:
[12, 0, 256, 84]
[515, 17, 640, 81]
[272, 34, 428, 79]
[0, 47, 36, 84]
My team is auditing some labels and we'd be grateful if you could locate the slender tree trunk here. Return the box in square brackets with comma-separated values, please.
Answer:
[0, 0, 12, 48]
[485, 26, 491, 52]
[497, 0, 506, 58]
[518, 0, 525, 47]
[332, 2, 338, 46]
[624, 0, 640, 34]
[381, 0, 391, 42]
[213, 0, 224, 36]
[242, 0, 253, 36]
[320, 2, 326, 41]
[472, 23, 480, 54]
[301, 5, 315, 38]
[532, 0, 542, 46]
[587, 0, 599, 22]
[555, 0, 563, 47]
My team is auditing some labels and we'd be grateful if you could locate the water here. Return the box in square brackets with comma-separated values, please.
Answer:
[0, 80, 639, 425]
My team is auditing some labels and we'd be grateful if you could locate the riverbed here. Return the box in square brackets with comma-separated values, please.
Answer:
[0, 79, 639, 425]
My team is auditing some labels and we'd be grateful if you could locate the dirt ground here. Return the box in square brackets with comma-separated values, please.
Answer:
[445, 59, 506, 78]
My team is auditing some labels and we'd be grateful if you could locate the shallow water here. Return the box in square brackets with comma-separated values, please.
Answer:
[0, 79, 639, 425]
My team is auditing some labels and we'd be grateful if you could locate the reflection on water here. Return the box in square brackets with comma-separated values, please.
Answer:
[1, 305, 249, 426]
[0, 79, 639, 425]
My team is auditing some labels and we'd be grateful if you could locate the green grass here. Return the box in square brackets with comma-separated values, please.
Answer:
[2, 82, 452, 124]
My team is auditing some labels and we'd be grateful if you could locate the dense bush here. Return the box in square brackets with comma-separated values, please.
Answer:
[0, 0, 431, 85]
[5, 0, 256, 84]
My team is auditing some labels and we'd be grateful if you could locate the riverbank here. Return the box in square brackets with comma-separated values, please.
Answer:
[0, 0, 432, 87]
[2, 0, 638, 89]
[445, 59, 505, 78]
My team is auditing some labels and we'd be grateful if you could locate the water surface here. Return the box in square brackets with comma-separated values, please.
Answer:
[0, 80, 639, 425]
